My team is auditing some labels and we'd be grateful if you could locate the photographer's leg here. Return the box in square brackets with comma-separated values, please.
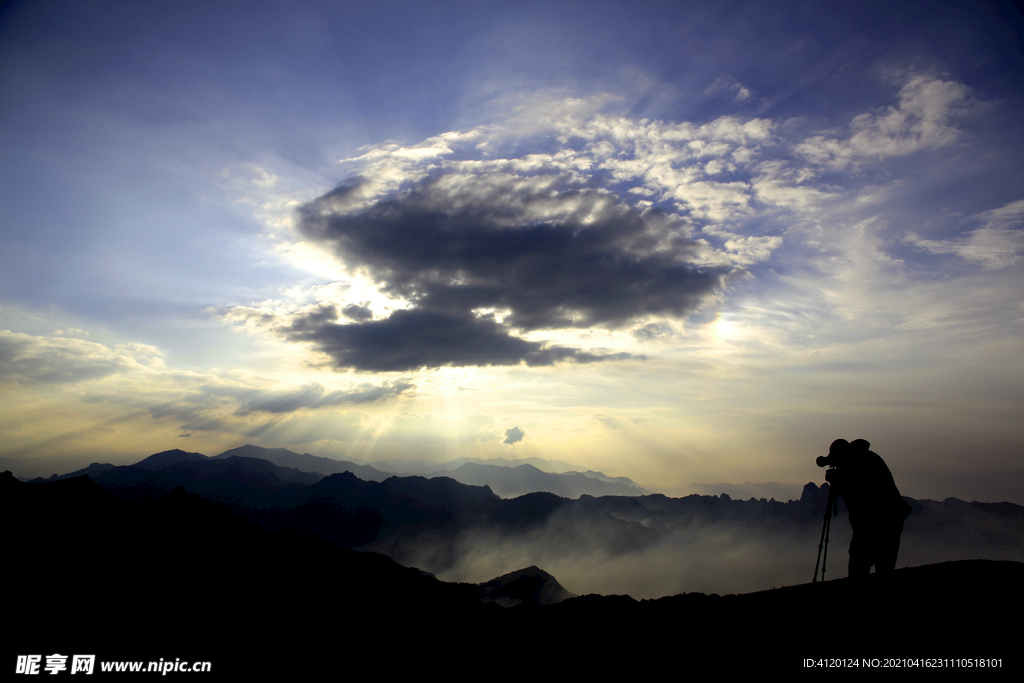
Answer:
[848, 531, 871, 578]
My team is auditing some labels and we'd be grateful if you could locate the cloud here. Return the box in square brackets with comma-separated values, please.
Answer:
[341, 303, 375, 321]
[0, 330, 158, 384]
[243, 170, 729, 371]
[705, 77, 754, 104]
[300, 176, 728, 330]
[222, 74, 979, 375]
[503, 426, 525, 445]
[143, 399, 231, 433]
[905, 199, 1024, 270]
[279, 304, 632, 372]
[228, 379, 414, 415]
[796, 75, 972, 167]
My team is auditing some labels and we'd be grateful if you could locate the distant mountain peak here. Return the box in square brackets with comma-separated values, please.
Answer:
[478, 565, 576, 606]
[133, 449, 209, 471]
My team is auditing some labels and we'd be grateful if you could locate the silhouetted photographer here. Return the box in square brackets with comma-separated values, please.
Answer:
[817, 439, 912, 577]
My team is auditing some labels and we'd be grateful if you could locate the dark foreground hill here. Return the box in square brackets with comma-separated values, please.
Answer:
[5, 472, 1017, 676]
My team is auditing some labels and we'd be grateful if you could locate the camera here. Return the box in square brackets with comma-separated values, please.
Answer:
[816, 455, 839, 484]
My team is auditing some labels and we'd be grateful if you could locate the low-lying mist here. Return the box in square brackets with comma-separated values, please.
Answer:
[392, 521, 833, 597]
[374, 498, 1024, 599]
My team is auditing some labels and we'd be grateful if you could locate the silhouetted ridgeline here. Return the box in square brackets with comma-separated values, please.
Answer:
[27, 444, 648, 498]
[19, 447, 1024, 598]
[5, 471, 1017, 675]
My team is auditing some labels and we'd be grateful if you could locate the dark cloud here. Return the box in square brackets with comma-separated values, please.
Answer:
[503, 426, 525, 445]
[286, 175, 729, 371]
[282, 305, 629, 372]
[341, 303, 374, 321]
[302, 178, 728, 330]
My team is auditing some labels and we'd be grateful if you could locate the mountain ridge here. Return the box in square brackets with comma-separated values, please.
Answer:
[6, 469, 1016, 672]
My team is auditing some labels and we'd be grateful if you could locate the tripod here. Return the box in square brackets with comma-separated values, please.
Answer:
[812, 481, 839, 583]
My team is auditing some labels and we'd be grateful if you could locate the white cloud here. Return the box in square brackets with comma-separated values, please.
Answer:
[796, 75, 972, 167]
[722, 235, 785, 265]
[0, 330, 161, 384]
[906, 199, 1024, 270]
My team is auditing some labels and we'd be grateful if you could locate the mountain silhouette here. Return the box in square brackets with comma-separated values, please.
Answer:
[212, 443, 390, 481]
[21, 448, 1023, 599]
[6, 470, 1016, 675]
[133, 448, 209, 470]
[442, 461, 648, 498]
[477, 565, 576, 606]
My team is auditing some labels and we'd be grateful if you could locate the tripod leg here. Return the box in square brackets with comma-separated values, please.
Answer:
[813, 488, 837, 583]
[820, 493, 839, 581]
[821, 514, 831, 581]
[813, 512, 829, 582]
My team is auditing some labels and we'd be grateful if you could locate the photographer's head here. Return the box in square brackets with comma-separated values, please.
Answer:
[830, 439, 850, 456]
[816, 438, 850, 468]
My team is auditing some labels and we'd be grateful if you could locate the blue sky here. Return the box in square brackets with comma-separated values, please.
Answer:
[2, 0, 1022, 503]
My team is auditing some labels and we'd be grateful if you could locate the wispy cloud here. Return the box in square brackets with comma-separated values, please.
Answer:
[906, 199, 1024, 270]
[224, 379, 414, 415]
[0, 330, 163, 384]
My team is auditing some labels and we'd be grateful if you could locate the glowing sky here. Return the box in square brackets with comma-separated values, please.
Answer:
[2, 0, 1022, 503]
